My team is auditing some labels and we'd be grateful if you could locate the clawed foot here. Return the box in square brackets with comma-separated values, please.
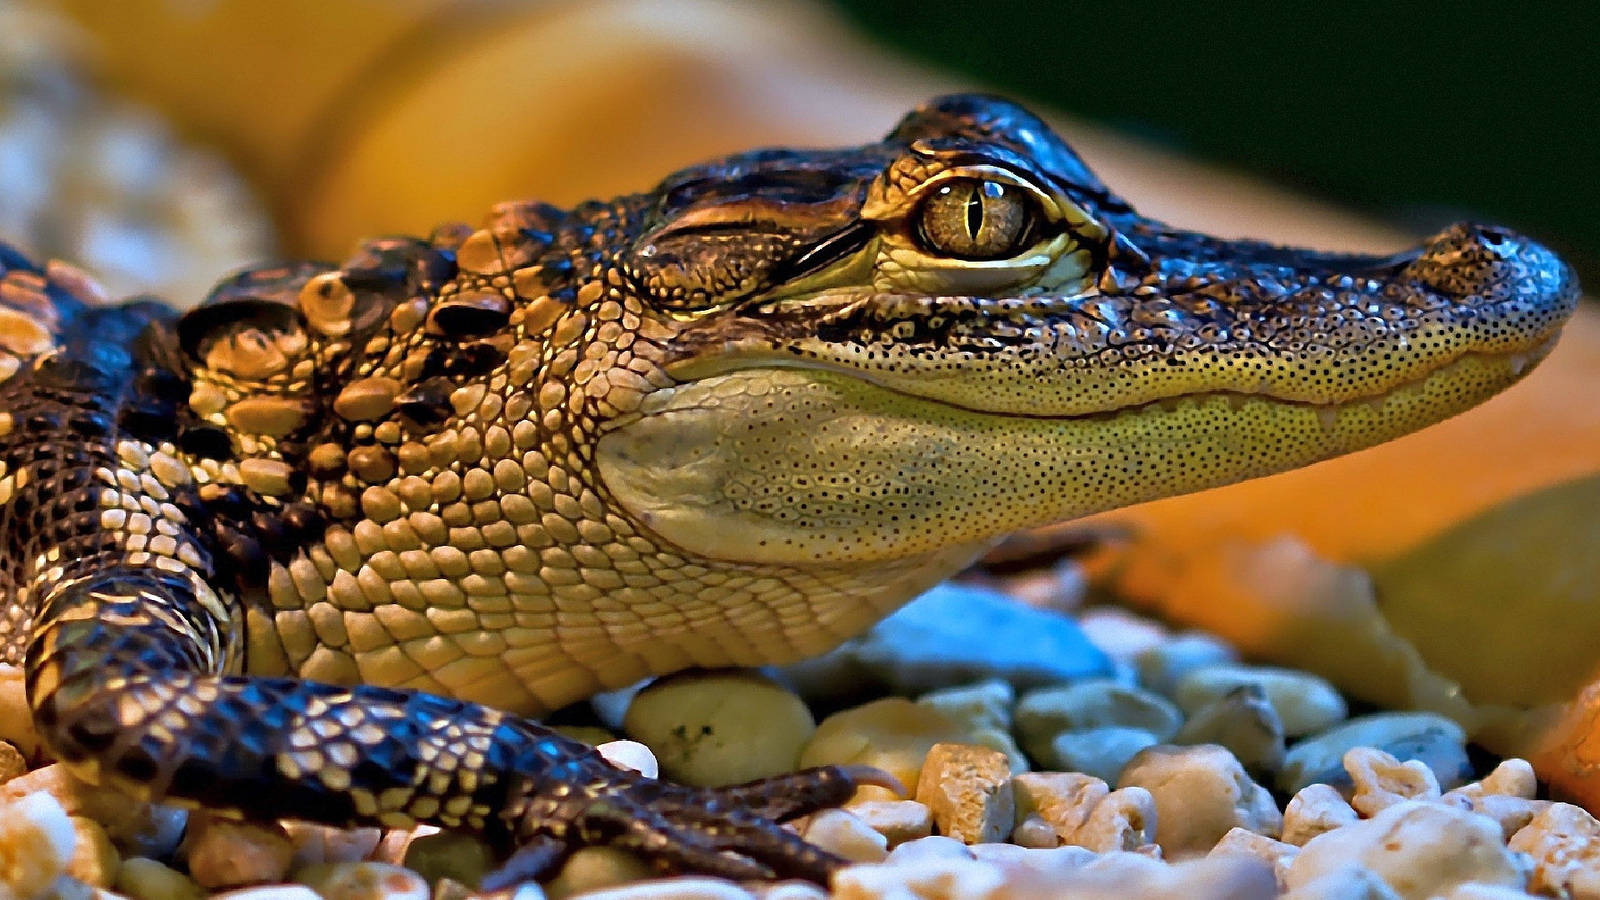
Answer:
[487, 763, 902, 890]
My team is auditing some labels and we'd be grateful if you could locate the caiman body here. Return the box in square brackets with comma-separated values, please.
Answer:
[0, 95, 1579, 882]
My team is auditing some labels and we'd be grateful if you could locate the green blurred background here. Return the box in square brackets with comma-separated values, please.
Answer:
[829, 0, 1598, 288]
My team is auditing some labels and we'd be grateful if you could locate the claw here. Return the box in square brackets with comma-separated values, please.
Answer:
[480, 835, 570, 893]
[837, 764, 906, 798]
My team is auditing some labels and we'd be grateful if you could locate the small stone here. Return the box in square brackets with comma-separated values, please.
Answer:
[296, 861, 429, 900]
[917, 680, 1014, 732]
[969, 841, 1099, 882]
[0, 791, 75, 900]
[1477, 759, 1538, 799]
[0, 740, 23, 783]
[1507, 802, 1600, 899]
[1345, 746, 1441, 816]
[541, 847, 657, 899]
[564, 878, 755, 899]
[914, 743, 1014, 844]
[1175, 684, 1287, 776]
[210, 887, 322, 900]
[846, 801, 933, 847]
[399, 831, 494, 889]
[0, 664, 40, 756]
[1211, 827, 1299, 889]
[1137, 631, 1240, 696]
[833, 855, 1003, 900]
[779, 583, 1111, 703]
[1063, 852, 1278, 899]
[1078, 607, 1172, 660]
[624, 671, 814, 788]
[1283, 865, 1403, 900]
[1438, 884, 1543, 900]
[1074, 786, 1159, 853]
[1281, 784, 1360, 846]
[1442, 759, 1549, 841]
[883, 835, 974, 865]
[750, 883, 826, 900]
[1047, 725, 1160, 783]
[1119, 744, 1283, 854]
[596, 740, 659, 778]
[801, 809, 887, 863]
[1011, 814, 1060, 848]
[1279, 713, 1471, 796]
[1174, 664, 1347, 738]
[800, 698, 971, 803]
[1016, 679, 1183, 764]
[115, 857, 205, 900]
[282, 823, 382, 867]
[1287, 801, 1530, 899]
[1010, 771, 1108, 844]
[65, 815, 119, 887]
[181, 817, 293, 890]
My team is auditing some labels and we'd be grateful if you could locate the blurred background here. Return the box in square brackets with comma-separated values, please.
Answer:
[1, 0, 1597, 792]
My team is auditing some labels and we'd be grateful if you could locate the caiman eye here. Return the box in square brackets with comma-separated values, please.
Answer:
[914, 178, 1038, 260]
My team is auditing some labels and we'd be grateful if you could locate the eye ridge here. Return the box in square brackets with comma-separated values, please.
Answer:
[914, 177, 1040, 261]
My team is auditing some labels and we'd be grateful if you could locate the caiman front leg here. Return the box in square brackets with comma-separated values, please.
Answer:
[24, 559, 864, 882]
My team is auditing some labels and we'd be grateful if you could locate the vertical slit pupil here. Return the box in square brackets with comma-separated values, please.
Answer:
[965, 184, 985, 240]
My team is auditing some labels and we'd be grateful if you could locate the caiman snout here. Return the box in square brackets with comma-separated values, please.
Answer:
[1406, 222, 1579, 316]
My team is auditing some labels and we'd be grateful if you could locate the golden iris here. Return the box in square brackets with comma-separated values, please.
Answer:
[915, 178, 1036, 260]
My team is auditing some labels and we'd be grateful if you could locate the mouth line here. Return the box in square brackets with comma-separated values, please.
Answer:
[694, 333, 1560, 427]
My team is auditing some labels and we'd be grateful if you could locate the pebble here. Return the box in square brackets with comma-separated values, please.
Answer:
[779, 584, 1112, 702]
[916, 680, 1014, 733]
[1010, 771, 1108, 845]
[597, 740, 660, 779]
[559, 878, 755, 900]
[0, 791, 75, 900]
[833, 854, 1004, 900]
[0, 664, 40, 757]
[281, 822, 382, 867]
[1345, 746, 1442, 816]
[210, 888, 322, 900]
[624, 670, 814, 787]
[1443, 759, 1549, 840]
[0, 740, 24, 783]
[543, 847, 653, 899]
[800, 698, 972, 802]
[1074, 786, 1158, 853]
[180, 817, 294, 890]
[1015, 679, 1183, 763]
[913, 743, 1014, 844]
[1211, 827, 1299, 889]
[399, 831, 495, 890]
[750, 883, 827, 900]
[1175, 683, 1287, 776]
[1119, 744, 1283, 854]
[1136, 631, 1239, 696]
[1278, 712, 1472, 796]
[846, 801, 934, 846]
[1047, 725, 1160, 783]
[1281, 784, 1361, 847]
[1174, 664, 1347, 738]
[1282, 865, 1403, 900]
[296, 861, 430, 900]
[65, 815, 119, 887]
[1077, 607, 1172, 660]
[1506, 802, 1600, 898]
[115, 857, 205, 900]
[800, 809, 887, 863]
[1286, 801, 1530, 899]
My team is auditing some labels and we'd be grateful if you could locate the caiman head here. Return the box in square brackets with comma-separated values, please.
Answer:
[595, 94, 1580, 572]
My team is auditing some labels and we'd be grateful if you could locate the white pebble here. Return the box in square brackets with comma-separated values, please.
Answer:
[1074, 786, 1158, 853]
[1119, 744, 1282, 854]
[1506, 802, 1600, 899]
[847, 801, 932, 847]
[1211, 826, 1299, 889]
[0, 791, 76, 899]
[597, 740, 660, 779]
[1175, 664, 1347, 737]
[1282, 784, 1360, 846]
[883, 835, 974, 865]
[1010, 771, 1107, 844]
[1344, 746, 1441, 816]
[833, 855, 1004, 900]
[1287, 801, 1530, 899]
[1282, 864, 1402, 900]
[801, 809, 887, 863]
[564, 877, 756, 900]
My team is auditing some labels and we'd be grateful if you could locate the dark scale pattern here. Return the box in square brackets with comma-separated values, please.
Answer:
[0, 94, 1581, 886]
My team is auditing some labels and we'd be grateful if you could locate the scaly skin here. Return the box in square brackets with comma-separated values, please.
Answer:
[0, 95, 1579, 883]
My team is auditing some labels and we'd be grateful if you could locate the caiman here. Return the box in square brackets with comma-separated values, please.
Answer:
[0, 94, 1579, 884]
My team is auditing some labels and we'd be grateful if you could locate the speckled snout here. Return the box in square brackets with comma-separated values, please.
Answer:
[1404, 222, 1579, 317]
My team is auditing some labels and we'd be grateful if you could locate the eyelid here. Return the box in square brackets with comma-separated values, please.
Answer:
[906, 166, 1064, 221]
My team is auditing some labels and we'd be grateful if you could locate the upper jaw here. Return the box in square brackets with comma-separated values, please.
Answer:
[662, 221, 1580, 417]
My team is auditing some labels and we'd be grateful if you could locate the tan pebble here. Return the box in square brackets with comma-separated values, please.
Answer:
[115, 857, 205, 900]
[848, 800, 934, 847]
[0, 740, 24, 782]
[1012, 813, 1061, 848]
[1507, 802, 1600, 899]
[1210, 827, 1298, 890]
[347, 445, 396, 483]
[542, 846, 652, 898]
[1345, 746, 1441, 816]
[1073, 786, 1157, 853]
[800, 699, 970, 804]
[281, 822, 381, 867]
[334, 377, 401, 421]
[238, 458, 295, 496]
[226, 397, 310, 437]
[914, 742, 1014, 844]
[1011, 771, 1109, 844]
[1119, 744, 1282, 854]
[0, 791, 75, 898]
[298, 273, 356, 335]
[65, 815, 120, 886]
[1477, 758, 1538, 800]
[0, 307, 53, 355]
[188, 383, 228, 417]
[295, 861, 428, 900]
[1281, 783, 1359, 846]
[803, 809, 888, 863]
[1286, 801, 1527, 898]
[181, 817, 294, 889]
